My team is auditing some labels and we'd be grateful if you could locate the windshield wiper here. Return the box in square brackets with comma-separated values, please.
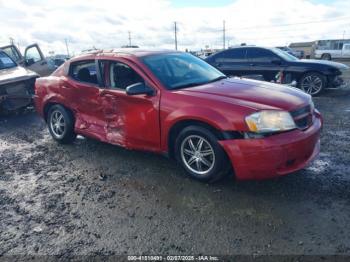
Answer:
[171, 82, 206, 90]
[207, 75, 228, 83]
[170, 76, 228, 90]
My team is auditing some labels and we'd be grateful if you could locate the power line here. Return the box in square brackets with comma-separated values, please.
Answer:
[210, 15, 350, 33]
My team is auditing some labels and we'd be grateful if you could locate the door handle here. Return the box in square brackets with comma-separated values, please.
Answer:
[99, 90, 117, 99]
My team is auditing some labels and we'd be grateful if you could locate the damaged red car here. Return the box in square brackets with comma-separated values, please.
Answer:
[35, 49, 322, 182]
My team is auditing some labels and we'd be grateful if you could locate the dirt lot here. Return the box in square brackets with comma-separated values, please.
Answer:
[0, 68, 350, 258]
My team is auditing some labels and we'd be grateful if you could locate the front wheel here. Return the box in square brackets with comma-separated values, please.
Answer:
[321, 53, 331, 60]
[175, 126, 231, 182]
[48, 104, 76, 144]
[299, 72, 326, 96]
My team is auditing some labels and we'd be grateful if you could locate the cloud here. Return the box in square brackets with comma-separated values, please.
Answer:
[0, 0, 349, 56]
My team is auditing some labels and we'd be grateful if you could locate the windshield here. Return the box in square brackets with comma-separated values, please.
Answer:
[0, 51, 17, 70]
[271, 47, 299, 61]
[142, 52, 226, 90]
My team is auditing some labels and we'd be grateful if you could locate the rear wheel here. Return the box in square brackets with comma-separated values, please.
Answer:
[175, 126, 230, 182]
[299, 72, 326, 96]
[48, 105, 76, 144]
[321, 53, 331, 60]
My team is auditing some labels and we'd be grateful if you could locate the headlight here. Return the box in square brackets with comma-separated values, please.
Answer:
[245, 110, 296, 133]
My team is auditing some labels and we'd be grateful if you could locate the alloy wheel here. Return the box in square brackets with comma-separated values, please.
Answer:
[180, 135, 215, 176]
[301, 74, 323, 95]
[50, 110, 66, 138]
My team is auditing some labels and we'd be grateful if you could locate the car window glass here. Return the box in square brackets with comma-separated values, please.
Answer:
[26, 46, 42, 63]
[345, 45, 350, 50]
[247, 48, 278, 62]
[0, 52, 17, 69]
[142, 53, 225, 90]
[2, 46, 21, 62]
[69, 61, 98, 85]
[108, 62, 144, 90]
[215, 49, 247, 62]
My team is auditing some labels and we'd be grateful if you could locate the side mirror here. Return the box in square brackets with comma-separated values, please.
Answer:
[126, 82, 154, 96]
[25, 58, 35, 66]
[271, 58, 282, 65]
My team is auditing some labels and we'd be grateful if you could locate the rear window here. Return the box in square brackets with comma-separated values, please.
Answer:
[69, 60, 98, 85]
[0, 51, 17, 70]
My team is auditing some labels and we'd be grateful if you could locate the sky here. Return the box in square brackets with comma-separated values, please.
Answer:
[0, 0, 350, 56]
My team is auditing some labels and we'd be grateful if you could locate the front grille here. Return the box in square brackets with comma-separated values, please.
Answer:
[290, 105, 313, 130]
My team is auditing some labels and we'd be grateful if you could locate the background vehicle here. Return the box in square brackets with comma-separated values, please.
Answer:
[35, 49, 321, 182]
[0, 44, 55, 76]
[315, 39, 350, 60]
[205, 46, 349, 96]
[0, 50, 38, 112]
[276, 46, 304, 59]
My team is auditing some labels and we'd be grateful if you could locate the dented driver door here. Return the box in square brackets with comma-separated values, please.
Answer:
[98, 59, 160, 152]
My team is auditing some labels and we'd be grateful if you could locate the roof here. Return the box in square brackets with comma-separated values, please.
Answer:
[76, 48, 177, 59]
[289, 41, 315, 48]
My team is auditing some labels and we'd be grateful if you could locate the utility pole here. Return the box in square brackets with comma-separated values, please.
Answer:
[223, 20, 226, 50]
[174, 22, 178, 50]
[9, 37, 14, 45]
[65, 38, 70, 57]
[128, 31, 131, 46]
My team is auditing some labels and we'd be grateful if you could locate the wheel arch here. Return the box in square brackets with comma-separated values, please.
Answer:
[167, 119, 242, 159]
[43, 101, 75, 123]
[298, 70, 328, 84]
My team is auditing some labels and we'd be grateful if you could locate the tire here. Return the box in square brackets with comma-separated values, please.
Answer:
[47, 104, 76, 144]
[299, 72, 326, 96]
[175, 125, 231, 183]
[321, 53, 331, 60]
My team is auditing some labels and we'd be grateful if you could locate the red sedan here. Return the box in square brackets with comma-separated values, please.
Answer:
[35, 49, 322, 182]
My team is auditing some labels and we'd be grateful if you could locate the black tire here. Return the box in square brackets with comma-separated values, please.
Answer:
[321, 53, 331, 60]
[299, 72, 326, 96]
[175, 125, 231, 183]
[47, 104, 76, 144]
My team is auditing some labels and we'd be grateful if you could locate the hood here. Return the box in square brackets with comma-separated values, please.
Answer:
[0, 66, 39, 86]
[179, 77, 311, 112]
[296, 59, 349, 70]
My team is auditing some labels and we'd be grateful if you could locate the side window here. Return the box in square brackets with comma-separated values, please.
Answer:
[215, 49, 247, 63]
[25, 46, 43, 63]
[69, 60, 98, 85]
[2, 46, 21, 62]
[103, 61, 144, 90]
[247, 48, 278, 62]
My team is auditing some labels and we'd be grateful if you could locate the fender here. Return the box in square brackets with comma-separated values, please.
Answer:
[161, 106, 235, 152]
[41, 93, 73, 120]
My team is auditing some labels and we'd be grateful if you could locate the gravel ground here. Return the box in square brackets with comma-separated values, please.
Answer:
[0, 78, 350, 258]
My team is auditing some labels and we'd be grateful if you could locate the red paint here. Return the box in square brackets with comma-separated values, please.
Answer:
[35, 50, 322, 180]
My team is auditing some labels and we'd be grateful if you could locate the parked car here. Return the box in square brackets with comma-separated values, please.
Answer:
[315, 42, 350, 60]
[276, 46, 304, 59]
[35, 49, 322, 182]
[0, 50, 38, 112]
[0, 44, 55, 76]
[205, 46, 349, 96]
[47, 57, 66, 70]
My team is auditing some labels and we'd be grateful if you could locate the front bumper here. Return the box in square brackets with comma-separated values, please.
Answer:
[219, 114, 322, 180]
[330, 75, 348, 88]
